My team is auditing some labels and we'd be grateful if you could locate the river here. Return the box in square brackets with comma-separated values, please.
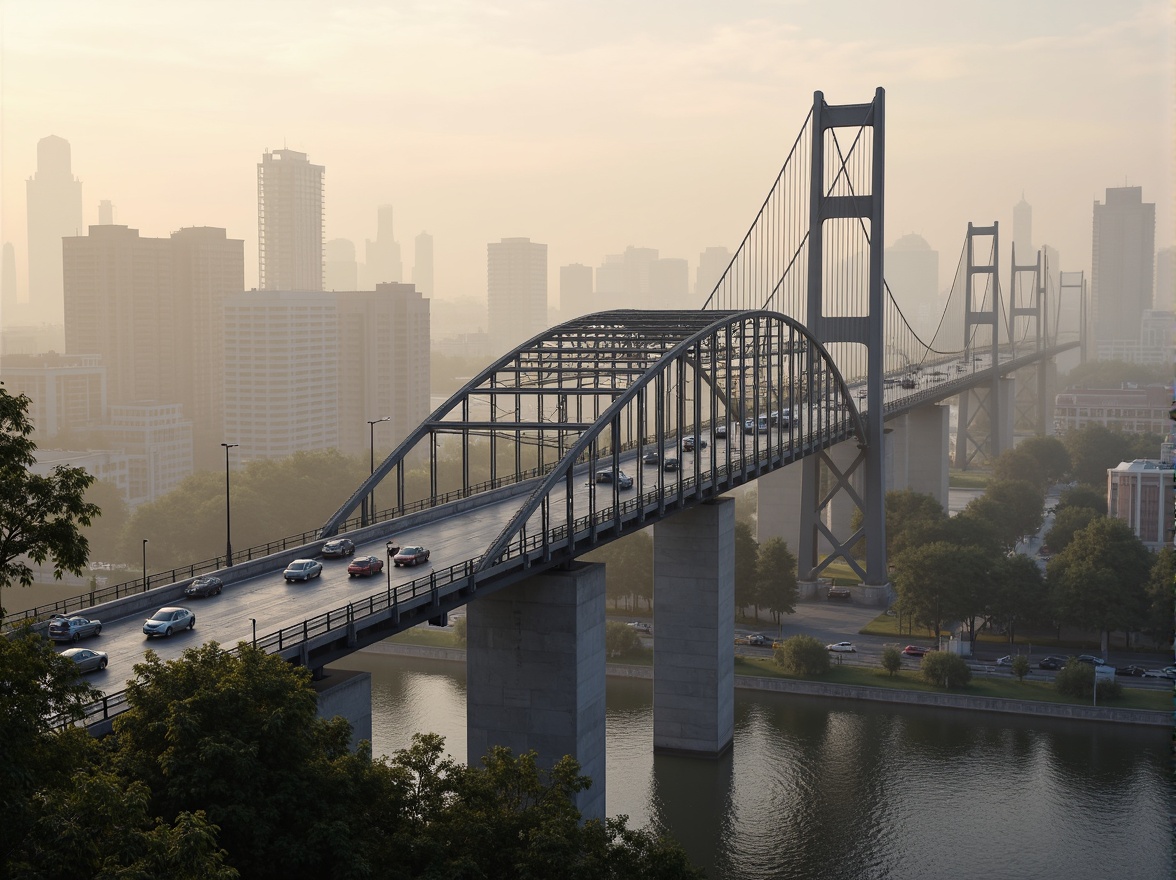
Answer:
[331, 652, 1172, 880]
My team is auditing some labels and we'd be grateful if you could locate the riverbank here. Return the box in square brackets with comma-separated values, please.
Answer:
[356, 641, 1171, 728]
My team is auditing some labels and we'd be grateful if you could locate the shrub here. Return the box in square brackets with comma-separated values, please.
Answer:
[605, 621, 642, 659]
[773, 634, 831, 676]
[920, 651, 972, 688]
[452, 615, 467, 645]
[1010, 654, 1031, 682]
[881, 646, 903, 677]
[1054, 659, 1122, 701]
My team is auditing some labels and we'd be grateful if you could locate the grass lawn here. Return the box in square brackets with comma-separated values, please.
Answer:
[815, 557, 862, 585]
[859, 612, 1114, 653]
[949, 470, 991, 489]
[733, 655, 1171, 712]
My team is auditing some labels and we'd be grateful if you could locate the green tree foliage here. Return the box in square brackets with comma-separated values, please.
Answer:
[988, 553, 1048, 644]
[880, 645, 903, 677]
[957, 479, 1044, 551]
[1062, 424, 1158, 487]
[453, 614, 468, 645]
[1047, 517, 1151, 650]
[1061, 360, 1172, 389]
[919, 651, 971, 688]
[605, 620, 643, 659]
[79, 478, 130, 565]
[1142, 548, 1175, 648]
[1010, 654, 1031, 682]
[1045, 506, 1098, 555]
[851, 489, 947, 563]
[585, 529, 653, 610]
[0, 384, 100, 613]
[733, 519, 760, 617]
[773, 634, 831, 676]
[1013, 435, 1071, 486]
[992, 447, 1045, 487]
[755, 537, 798, 624]
[892, 541, 988, 642]
[1055, 484, 1108, 516]
[1053, 658, 1121, 701]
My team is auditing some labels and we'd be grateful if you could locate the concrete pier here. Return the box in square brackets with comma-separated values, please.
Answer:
[890, 404, 949, 507]
[652, 498, 735, 757]
[465, 562, 607, 820]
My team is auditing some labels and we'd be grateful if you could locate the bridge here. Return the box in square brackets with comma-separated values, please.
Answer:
[19, 88, 1079, 820]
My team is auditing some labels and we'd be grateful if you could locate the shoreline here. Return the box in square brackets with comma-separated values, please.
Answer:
[354, 641, 1172, 729]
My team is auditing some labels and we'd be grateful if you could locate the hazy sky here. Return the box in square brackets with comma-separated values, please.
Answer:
[2, 0, 1172, 308]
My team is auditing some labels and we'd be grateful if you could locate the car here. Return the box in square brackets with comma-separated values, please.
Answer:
[642, 451, 661, 466]
[284, 559, 323, 582]
[902, 645, 932, 657]
[184, 575, 223, 598]
[143, 606, 195, 638]
[826, 641, 856, 653]
[394, 546, 431, 567]
[62, 647, 108, 673]
[322, 538, 356, 558]
[827, 587, 851, 600]
[714, 424, 728, 439]
[682, 436, 707, 452]
[595, 469, 634, 489]
[1076, 654, 1105, 666]
[1037, 655, 1066, 670]
[347, 555, 384, 577]
[770, 409, 791, 427]
[1115, 665, 1149, 677]
[995, 655, 1014, 667]
[1162, 666, 1176, 679]
[900, 377, 917, 389]
[746, 633, 769, 647]
[1140, 669, 1167, 679]
[627, 621, 652, 634]
[662, 457, 680, 472]
[47, 615, 102, 643]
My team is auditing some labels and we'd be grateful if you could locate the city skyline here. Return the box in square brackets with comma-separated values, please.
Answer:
[1, 1, 1170, 308]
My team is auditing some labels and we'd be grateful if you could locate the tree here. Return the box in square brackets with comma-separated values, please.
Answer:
[733, 520, 759, 617]
[755, 537, 798, 624]
[1141, 548, 1175, 649]
[0, 384, 100, 617]
[919, 651, 971, 688]
[1047, 517, 1152, 655]
[1056, 484, 1107, 516]
[773, 634, 831, 676]
[605, 621, 643, 659]
[957, 479, 1044, 551]
[880, 646, 903, 677]
[1062, 424, 1137, 487]
[992, 447, 1046, 487]
[1014, 435, 1071, 486]
[892, 541, 970, 642]
[80, 477, 130, 565]
[988, 554, 1048, 644]
[852, 489, 947, 562]
[1010, 654, 1031, 682]
[1045, 506, 1098, 555]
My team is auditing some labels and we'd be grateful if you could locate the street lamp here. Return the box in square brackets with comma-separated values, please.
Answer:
[142, 539, 148, 591]
[366, 417, 390, 526]
[221, 443, 238, 566]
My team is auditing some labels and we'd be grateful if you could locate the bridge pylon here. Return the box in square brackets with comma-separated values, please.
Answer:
[1010, 245, 1051, 435]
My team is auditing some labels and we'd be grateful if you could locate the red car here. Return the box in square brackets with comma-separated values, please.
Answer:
[393, 546, 431, 567]
[347, 555, 384, 577]
[902, 645, 932, 657]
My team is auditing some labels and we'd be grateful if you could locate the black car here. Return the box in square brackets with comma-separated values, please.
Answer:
[662, 457, 680, 472]
[1115, 664, 1149, 677]
[642, 451, 661, 466]
[1037, 655, 1066, 670]
[322, 538, 356, 558]
[1076, 654, 1106, 666]
[184, 575, 223, 598]
[714, 424, 728, 439]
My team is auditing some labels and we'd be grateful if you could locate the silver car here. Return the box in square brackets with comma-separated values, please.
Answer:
[283, 559, 323, 582]
[62, 647, 108, 673]
[143, 606, 195, 638]
[48, 615, 103, 642]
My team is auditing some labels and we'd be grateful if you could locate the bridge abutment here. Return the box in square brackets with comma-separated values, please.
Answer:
[465, 562, 607, 821]
[888, 404, 950, 508]
[652, 497, 735, 758]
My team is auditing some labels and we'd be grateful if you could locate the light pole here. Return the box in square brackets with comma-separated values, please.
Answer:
[250, 618, 256, 647]
[221, 443, 238, 566]
[366, 417, 390, 526]
[142, 539, 148, 591]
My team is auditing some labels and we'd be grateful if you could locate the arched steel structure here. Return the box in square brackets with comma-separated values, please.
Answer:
[322, 309, 865, 580]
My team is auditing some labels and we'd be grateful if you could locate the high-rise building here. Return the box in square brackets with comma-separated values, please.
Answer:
[559, 263, 594, 320]
[364, 205, 402, 287]
[1092, 186, 1155, 351]
[1155, 246, 1174, 311]
[695, 246, 732, 303]
[63, 224, 244, 469]
[26, 135, 83, 325]
[325, 238, 358, 291]
[258, 149, 324, 291]
[98, 403, 193, 505]
[0, 353, 107, 440]
[488, 237, 547, 350]
[413, 232, 434, 296]
[884, 234, 939, 338]
[98, 200, 114, 225]
[650, 258, 689, 308]
[1012, 194, 1033, 262]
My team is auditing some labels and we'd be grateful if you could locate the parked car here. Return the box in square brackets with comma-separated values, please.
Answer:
[48, 615, 102, 643]
[1076, 654, 1105, 666]
[902, 645, 932, 657]
[826, 641, 856, 653]
[627, 621, 652, 634]
[827, 587, 852, 600]
[642, 451, 661, 466]
[62, 647, 108, 673]
[595, 469, 634, 489]
[184, 575, 223, 598]
[1140, 669, 1167, 679]
[995, 655, 1014, 667]
[347, 555, 384, 577]
[283, 559, 323, 582]
[662, 457, 680, 472]
[746, 633, 769, 647]
[322, 538, 356, 558]
[1037, 655, 1066, 670]
[393, 546, 431, 567]
[1115, 665, 1149, 677]
[682, 435, 707, 452]
[770, 409, 791, 427]
[143, 606, 195, 638]
[714, 424, 728, 439]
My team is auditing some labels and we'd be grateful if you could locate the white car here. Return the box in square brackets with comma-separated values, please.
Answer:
[143, 606, 195, 638]
[995, 655, 1014, 667]
[284, 559, 323, 582]
[826, 641, 856, 653]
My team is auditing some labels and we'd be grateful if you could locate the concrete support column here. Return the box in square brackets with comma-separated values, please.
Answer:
[653, 498, 735, 757]
[884, 418, 908, 492]
[466, 562, 607, 821]
[313, 668, 372, 754]
[755, 461, 804, 552]
[821, 439, 861, 555]
[996, 377, 1016, 456]
[906, 404, 950, 508]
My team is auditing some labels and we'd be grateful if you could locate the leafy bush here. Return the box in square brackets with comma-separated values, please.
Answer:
[773, 634, 831, 676]
[604, 621, 643, 659]
[1010, 654, 1031, 681]
[452, 615, 467, 645]
[1054, 659, 1122, 701]
[880, 646, 903, 677]
[919, 651, 972, 688]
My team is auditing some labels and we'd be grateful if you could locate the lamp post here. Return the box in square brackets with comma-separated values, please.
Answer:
[365, 417, 390, 526]
[250, 618, 256, 647]
[221, 443, 238, 566]
[142, 539, 148, 591]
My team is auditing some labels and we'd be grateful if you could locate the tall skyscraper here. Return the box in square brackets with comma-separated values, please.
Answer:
[1092, 186, 1155, 350]
[26, 135, 83, 325]
[413, 231, 434, 296]
[559, 263, 593, 320]
[884, 234, 939, 339]
[257, 149, 324, 291]
[325, 238, 358, 290]
[1155, 246, 1174, 311]
[488, 237, 547, 350]
[98, 200, 114, 225]
[695, 246, 732, 303]
[63, 224, 244, 469]
[1012, 194, 1033, 262]
[364, 205, 402, 286]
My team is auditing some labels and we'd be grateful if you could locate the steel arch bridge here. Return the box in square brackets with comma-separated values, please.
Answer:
[322, 308, 865, 591]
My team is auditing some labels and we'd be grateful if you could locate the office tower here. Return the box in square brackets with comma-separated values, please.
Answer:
[596, 247, 658, 311]
[1092, 186, 1155, 350]
[695, 246, 732, 302]
[413, 231, 434, 296]
[26, 135, 83, 325]
[63, 224, 244, 470]
[885, 234, 939, 338]
[325, 238, 358, 290]
[0, 352, 107, 439]
[650, 257, 689, 308]
[488, 237, 547, 350]
[559, 263, 594, 320]
[223, 290, 339, 460]
[98, 200, 114, 225]
[98, 403, 193, 504]
[364, 205, 402, 286]
[257, 149, 324, 291]
[1156, 247, 1174, 310]
[1012, 194, 1033, 261]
